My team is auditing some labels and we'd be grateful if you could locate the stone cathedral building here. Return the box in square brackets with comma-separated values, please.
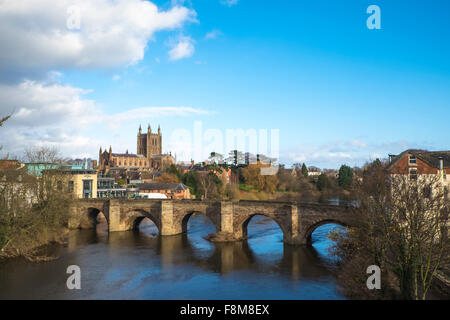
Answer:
[98, 124, 175, 172]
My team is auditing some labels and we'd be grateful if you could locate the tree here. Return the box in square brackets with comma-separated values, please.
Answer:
[0, 115, 11, 154]
[0, 115, 11, 127]
[208, 152, 224, 165]
[166, 164, 182, 180]
[316, 173, 331, 191]
[242, 162, 279, 193]
[332, 160, 449, 299]
[226, 150, 245, 167]
[338, 165, 353, 189]
[197, 172, 223, 200]
[156, 173, 179, 183]
[182, 171, 202, 198]
[23, 146, 61, 164]
[301, 163, 308, 178]
[0, 145, 72, 260]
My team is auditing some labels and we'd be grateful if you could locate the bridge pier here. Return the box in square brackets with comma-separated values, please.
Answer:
[207, 201, 238, 242]
[159, 200, 181, 236]
[108, 199, 124, 232]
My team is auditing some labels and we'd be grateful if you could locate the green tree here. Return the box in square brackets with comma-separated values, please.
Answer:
[301, 163, 308, 178]
[166, 164, 181, 180]
[182, 171, 202, 199]
[316, 173, 330, 191]
[338, 165, 353, 189]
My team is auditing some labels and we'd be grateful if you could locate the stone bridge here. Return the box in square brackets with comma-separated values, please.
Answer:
[69, 199, 359, 245]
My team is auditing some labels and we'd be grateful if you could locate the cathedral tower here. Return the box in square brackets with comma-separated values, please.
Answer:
[137, 123, 162, 159]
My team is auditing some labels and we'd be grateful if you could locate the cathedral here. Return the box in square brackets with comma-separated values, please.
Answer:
[98, 124, 175, 172]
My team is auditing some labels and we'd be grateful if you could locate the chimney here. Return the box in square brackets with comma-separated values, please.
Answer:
[439, 157, 444, 171]
[388, 154, 395, 164]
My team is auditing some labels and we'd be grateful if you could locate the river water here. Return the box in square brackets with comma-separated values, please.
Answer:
[0, 215, 345, 299]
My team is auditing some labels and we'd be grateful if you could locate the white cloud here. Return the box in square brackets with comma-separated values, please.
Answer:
[220, 0, 239, 7]
[282, 139, 422, 169]
[168, 36, 195, 61]
[0, 80, 210, 158]
[112, 75, 121, 81]
[0, 0, 196, 72]
[205, 29, 222, 40]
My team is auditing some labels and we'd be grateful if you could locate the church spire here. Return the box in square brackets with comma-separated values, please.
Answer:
[158, 124, 161, 135]
[138, 124, 142, 135]
[148, 123, 151, 133]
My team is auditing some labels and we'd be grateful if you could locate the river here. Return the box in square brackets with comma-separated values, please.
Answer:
[0, 215, 345, 299]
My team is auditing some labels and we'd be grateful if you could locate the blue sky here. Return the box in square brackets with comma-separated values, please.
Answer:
[0, 0, 449, 168]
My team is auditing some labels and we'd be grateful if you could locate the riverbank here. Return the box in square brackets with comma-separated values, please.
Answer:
[0, 227, 69, 262]
[432, 271, 450, 298]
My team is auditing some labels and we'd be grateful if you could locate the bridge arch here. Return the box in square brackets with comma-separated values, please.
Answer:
[124, 208, 161, 233]
[85, 207, 109, 229]
[303, 219, 349, 244]
[180, 210, 219, 234]
[240, 213, 287, 241]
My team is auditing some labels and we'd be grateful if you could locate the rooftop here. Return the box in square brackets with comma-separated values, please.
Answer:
[389, 149, 450, 169]
[137, 182, 188, 191]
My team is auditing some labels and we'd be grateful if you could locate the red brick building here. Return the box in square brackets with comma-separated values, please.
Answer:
[387, 149, 449, 179]
[387, 150, 449, 199]
[138, 182, 191, 199]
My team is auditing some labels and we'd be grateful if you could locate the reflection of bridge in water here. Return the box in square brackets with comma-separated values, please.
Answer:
[69, 199, 358, 245]
[68, 226, 335, 280]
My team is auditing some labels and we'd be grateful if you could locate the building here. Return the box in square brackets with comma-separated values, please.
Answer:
[137, 182, 191, 199]
[43, 169, 98, 199]
[387, 149, 449, 196]
[0, 168, 36, 205]
[98, 124, 175, 172]
[96, 176, 139, 198]
[137, 124, 162, 158]
[25, 163, 61, 176]
[0, 159, 23, 170]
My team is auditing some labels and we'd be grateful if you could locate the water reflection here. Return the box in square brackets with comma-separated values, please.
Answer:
[0, 215, 345, 299]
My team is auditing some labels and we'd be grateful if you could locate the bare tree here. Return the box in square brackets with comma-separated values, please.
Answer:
[0, 115, 11, 155]
[197, 172, 219, 200]
[0, 153, 72, 260]
[23, 146, 62, 164]
[332, 160, 449, 299]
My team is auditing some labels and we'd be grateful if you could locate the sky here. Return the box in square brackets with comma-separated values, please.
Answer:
[0, 0, 449, 169]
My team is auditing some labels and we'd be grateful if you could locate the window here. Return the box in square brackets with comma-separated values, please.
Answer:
[409, 155, 417, 165]
[83, 179, 93, 198]
[83, 180, 92, 191]
[68, 181, 74, 193]
[409, 168, 418, 180]
[57, 181, 62, 191]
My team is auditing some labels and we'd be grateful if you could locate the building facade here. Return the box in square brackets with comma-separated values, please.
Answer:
[43, 169, 98, 199]
[98, 124, 175, 172]
[138, 182, 191, 199]
[388, 149, 449, 197]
